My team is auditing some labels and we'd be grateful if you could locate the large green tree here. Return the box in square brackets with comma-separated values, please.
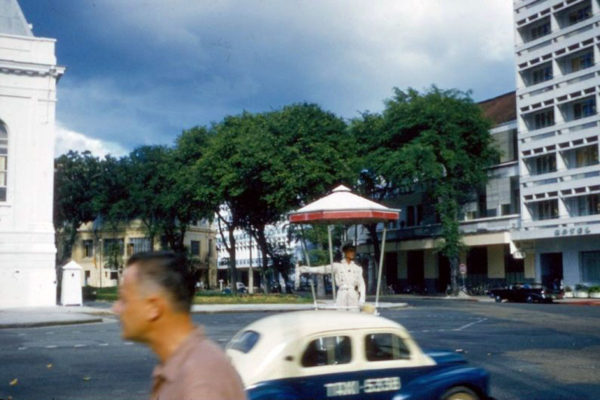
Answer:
[54, 151, 102, 265]
[352, 87, 498, 295]
[193, 104, 354, 293]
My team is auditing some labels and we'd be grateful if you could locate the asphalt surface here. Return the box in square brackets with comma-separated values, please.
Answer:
[0, 299, 598, 400]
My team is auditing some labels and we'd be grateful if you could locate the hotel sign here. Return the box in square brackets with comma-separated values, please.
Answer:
[554, 227, 591, 236]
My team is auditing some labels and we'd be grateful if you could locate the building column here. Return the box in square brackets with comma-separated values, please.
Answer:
[487, 245, 506, 281]
[424, 249, 438, 293]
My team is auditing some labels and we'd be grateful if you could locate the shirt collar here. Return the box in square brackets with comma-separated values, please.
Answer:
[152, 326, 205, 383]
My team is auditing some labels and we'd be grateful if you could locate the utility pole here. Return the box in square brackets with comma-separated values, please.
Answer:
[248, 236, 254, 294]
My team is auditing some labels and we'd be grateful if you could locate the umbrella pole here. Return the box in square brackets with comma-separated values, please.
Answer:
[300, 225, 318, 310]
[327, 225, 336, 301]
[375, 226, 387, 312]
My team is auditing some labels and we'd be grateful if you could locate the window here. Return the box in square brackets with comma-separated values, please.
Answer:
[531, 65, 552, 84]
[573, 98, 596, 119]
[527, 154, 557, 175]
[530, 21, 551, 40]
[127, 237, 151, 256]
[365, 333, 410, 362]
[511, 176, 521, 214]
[477, 190, 487, 218]
[532, 109, 554, 129]
[416, 204, 423, 225]
[406, 205, 415, 227]
[568, 5, 592, 25]
[575, 145, 599, 168]
[576, 194, 600, 216]
[0, 121, 7, 202]
[581, 251, 600, 283]
[83, 240, 94, 258]
[191, 240, 200, 256]
[571, 51, 594, 72]
[301, 336, 352, 367]
[535, 199, 559, 220]
[103, 238, 124, 270]
[494, 129, 518, 163]
[229, 330, 260, 353]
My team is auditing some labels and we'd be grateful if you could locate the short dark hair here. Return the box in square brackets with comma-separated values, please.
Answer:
[341, 241, 356, 252]
[126, 251, 195, 312]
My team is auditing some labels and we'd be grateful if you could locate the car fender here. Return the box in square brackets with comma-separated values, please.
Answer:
[246, 382, 298, 400]
[392, 365, 489, 400]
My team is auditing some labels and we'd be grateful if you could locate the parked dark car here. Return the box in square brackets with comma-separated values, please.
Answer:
[488, 284, 553, 303]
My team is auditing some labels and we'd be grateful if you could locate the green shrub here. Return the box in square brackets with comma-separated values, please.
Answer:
[575, 284, 589, 291]
[588, 286, 600, 293]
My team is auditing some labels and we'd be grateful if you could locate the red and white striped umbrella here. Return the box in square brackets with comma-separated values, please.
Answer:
[288, 185, 399, 225]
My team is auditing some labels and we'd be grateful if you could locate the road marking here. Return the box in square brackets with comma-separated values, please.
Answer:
[453, 318, 487, 331]
[74, 344, 86, 348]
[45, 345, 58, 349]
[98, 343, 109, 347]
[17, 347, 26, 350]
[123, 341, 133, 346]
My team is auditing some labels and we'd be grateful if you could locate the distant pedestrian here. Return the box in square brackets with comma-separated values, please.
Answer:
[113, 251, 246, 400]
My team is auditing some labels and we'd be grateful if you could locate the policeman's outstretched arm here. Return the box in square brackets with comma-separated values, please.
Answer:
[296, 263, 333, 275]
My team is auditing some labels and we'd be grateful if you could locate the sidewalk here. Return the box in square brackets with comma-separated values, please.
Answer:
[0, 305, 109, 329]
[0, 301, 408, 329]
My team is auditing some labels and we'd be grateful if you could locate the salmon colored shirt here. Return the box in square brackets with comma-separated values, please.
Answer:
[151, 327, 246, 400]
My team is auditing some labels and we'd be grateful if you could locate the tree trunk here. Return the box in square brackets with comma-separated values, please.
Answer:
[365, 223, 381, 295]
[227, 227, 238, 295]
[253, 228, 271, 294]
[450, 255, 459, 295]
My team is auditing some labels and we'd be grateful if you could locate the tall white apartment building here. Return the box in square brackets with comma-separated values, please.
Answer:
[514, 0, 600, 288]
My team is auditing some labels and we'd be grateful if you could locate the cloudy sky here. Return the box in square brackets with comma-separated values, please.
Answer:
[19, 0, 516, 157]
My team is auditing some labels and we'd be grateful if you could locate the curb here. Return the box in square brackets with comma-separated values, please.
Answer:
[0, 317, 104, 329]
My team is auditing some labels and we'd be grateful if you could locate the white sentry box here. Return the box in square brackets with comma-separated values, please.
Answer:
[60, 261, 83, 306]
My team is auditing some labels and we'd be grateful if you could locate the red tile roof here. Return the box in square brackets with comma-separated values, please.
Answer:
[478, 91, 516, 127]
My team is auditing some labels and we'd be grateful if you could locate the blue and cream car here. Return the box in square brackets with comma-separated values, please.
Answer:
[226, 310, 493, 400]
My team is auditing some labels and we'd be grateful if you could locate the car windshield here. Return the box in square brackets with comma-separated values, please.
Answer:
[228, 330, 260, 353]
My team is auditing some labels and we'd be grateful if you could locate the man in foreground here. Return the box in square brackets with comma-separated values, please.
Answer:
[113, 251, 246, 400]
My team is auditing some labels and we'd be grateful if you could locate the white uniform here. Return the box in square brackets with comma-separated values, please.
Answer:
[297, 259, 366, 311]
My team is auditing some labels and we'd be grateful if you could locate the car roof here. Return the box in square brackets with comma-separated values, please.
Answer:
[239, 310, 408, 339]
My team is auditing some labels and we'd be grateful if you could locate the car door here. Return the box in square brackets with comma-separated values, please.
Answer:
[360, 332, 435, 400]
[289, 334, 365, 400]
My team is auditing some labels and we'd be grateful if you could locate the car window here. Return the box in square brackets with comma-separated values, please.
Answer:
[301, 336, 352, 367]
[229, 330, 260, 353]
[365, 333, 410, 361]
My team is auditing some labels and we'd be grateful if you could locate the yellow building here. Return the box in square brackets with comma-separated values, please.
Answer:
[68, 219, 217, 288]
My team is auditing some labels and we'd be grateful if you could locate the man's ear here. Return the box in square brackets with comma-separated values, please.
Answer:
[145, 295, 167, 322]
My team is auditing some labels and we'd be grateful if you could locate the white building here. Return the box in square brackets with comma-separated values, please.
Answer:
[216, 206, 298, 290]
[0, 0, 64, 307]
[513, 0, 600, 288]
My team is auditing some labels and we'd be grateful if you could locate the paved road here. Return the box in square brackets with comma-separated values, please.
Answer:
[0, 299, 598, 400]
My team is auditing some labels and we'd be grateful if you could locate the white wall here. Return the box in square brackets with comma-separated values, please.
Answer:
[0, 33, 62, 307]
